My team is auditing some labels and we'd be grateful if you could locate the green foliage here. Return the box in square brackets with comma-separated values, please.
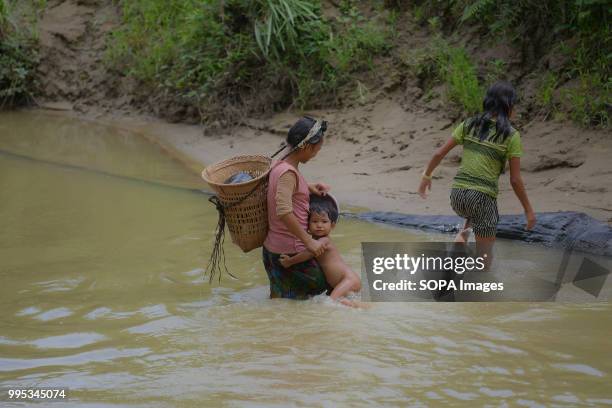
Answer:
[458, 0, 610, 68]
[485, 59, 507, 83]
[407, 0, 611, 128]
[107, 0, 389, 121]
[0, 37, 39, 107]
[460, 0, 495, 23]
[384, 7, 401, 41]
[0, 0, 41, 108]
[427, 16, 440, 31]
[325, 7, 388, 72]
[412, 4, 425, 23]
[0, 1, 9, 30]
[404, 36, 483, 114]
[536, 72, 558, 114]
[400, 35, 446, 86]
[562, 74, 610, 128]
[252, 0, 318, 59]
[442, 47, 483, 113]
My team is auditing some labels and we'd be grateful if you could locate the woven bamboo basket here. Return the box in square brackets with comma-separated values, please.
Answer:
[202, 155, 272, 252]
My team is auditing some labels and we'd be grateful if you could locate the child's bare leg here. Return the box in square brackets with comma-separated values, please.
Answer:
[339, 298, 371, 309]
[329, 273, 361, 301]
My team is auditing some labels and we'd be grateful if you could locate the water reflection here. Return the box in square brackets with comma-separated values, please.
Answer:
[0, 111, 206, 190]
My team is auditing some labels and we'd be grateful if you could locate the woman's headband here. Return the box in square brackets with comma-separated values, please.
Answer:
[271, 118, 326, 160]
[296, 119, 323, 149]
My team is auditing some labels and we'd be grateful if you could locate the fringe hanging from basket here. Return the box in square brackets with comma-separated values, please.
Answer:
[205, 175, 267, 282]
[205, 195, 237, 283]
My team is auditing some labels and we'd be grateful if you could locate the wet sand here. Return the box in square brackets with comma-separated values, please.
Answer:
[31, 104, 612, 223]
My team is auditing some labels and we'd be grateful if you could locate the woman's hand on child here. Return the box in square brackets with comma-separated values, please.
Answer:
[418, 178, 432, 199]
[306, 238, 327, 257]
[309, 182, 330, 196]
[279, 254, 293, 268]
[525, 209, 536, 230]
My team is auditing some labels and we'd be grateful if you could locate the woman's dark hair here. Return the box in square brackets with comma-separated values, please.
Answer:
[466, 81, 517, 142]
[287, 116, 326, 147]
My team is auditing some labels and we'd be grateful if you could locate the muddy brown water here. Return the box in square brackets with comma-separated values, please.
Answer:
[0, 111, 610, 407]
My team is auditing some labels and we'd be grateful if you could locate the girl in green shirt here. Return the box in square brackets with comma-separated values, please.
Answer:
[418, 81, 536, 268]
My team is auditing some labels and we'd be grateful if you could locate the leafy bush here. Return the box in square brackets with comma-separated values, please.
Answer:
[252, 0, 319, 59]
[563, 74, 610, 128]
[324, 7, 388, 73]
[458, 0, 610, 127]
[485, 59, 507, 83]
[459, 0, 610, 68]
[400, 0, 610, 128]
[107, 0, 390, 123]
[0, 38, 38, 108]
[0, 0, 41, 108]
[536, 72, 558, 116]
[403, 36, 483, 114]
[442, 46, 483, 113]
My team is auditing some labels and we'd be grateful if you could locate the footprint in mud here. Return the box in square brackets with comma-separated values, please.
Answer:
[343, 136, 359, 144]
[528, 155, 585, 172]
[384, 165, 412, 173]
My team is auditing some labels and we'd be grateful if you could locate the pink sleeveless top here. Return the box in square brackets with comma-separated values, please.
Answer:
[263, 160, 309, 254]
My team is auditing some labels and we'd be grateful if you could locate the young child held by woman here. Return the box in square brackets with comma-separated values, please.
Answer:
[279, 194, 362, 306]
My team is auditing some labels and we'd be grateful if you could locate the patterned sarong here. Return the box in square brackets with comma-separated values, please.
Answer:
[262, 246, 330, 299]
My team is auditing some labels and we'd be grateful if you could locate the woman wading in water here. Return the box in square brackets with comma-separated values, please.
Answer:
[419, 81, 536, 267]
[262, 117, 332, 299]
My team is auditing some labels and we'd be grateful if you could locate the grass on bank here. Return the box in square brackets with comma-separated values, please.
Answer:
[0, 0, 43, 108]
[3, 0, 607, 130]
[402, 35, 483, 115]
[404, 0, 610, 128]
[106, 0, 390, 123]
[107, 0, 607, 127]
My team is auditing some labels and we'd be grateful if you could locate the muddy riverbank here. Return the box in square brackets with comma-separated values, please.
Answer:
[30, 106, 612, 225]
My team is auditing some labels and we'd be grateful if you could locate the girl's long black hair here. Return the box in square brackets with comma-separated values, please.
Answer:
[466, 81, 517, 142]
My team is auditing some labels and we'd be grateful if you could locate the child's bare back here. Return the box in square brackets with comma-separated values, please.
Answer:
[314, 236, 356, 289]
[279, 198, 361, 304]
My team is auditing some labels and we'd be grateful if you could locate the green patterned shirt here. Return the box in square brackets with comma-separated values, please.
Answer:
[451, 119, 522, 198]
